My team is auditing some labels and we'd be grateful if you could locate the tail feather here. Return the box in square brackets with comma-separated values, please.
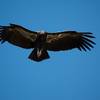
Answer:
[28, 48, 50, 62]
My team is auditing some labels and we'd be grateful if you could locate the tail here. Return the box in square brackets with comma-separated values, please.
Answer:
[28, 48, 50, 62]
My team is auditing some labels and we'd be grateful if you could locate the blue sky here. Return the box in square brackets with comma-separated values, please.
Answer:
[0, 0, 99, 100]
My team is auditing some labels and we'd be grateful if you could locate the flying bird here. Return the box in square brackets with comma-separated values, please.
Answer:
[0, 24, 95, 62]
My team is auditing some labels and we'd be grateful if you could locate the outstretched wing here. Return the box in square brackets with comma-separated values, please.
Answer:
[0, 24, 37, 49]
[46, 31, 95, 51]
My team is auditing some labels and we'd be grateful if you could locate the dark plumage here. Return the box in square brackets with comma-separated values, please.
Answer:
[0, 24, 96, 62]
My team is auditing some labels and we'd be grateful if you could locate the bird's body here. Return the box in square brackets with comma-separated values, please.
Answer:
[0, 24, 95, 62]
[28, 31, 50, 61]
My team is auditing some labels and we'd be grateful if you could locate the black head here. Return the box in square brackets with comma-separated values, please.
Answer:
[36, 31, 47, 42]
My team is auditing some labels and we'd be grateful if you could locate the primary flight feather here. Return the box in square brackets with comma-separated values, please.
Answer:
[0, 24, 95, 62]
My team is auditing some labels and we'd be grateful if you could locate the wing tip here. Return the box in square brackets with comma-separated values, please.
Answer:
[78, 32, 96, 52]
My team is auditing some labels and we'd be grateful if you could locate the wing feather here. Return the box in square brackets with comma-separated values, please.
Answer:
[0, 24, 37, 48]
[46, 31, 95, 51]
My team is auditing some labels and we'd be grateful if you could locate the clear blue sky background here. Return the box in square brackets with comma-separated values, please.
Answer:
[0, 0, 99, 100]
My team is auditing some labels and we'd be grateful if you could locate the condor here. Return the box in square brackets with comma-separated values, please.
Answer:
[0, 24, 95, 62]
